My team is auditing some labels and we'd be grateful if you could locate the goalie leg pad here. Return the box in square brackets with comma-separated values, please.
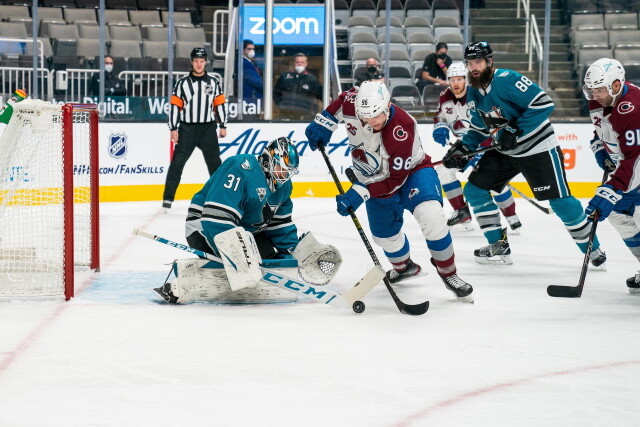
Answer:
[214, 227, 263, 291]
[292, 232, 342, 285]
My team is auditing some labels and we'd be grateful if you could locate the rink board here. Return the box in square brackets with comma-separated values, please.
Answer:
[95, 122, 603, 201]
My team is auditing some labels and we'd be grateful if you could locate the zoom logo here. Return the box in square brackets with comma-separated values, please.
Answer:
[249, 17, 319, 36]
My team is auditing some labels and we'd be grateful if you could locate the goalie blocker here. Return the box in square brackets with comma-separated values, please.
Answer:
[161, 227, 344, 304]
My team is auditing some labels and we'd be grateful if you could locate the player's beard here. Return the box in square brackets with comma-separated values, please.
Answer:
[468, 66, 493, 90]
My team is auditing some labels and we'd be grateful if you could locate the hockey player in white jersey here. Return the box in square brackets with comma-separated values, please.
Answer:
[305, 80, 473, 301]
[443, 41, 606, 266]
[433, 62, 522, 232]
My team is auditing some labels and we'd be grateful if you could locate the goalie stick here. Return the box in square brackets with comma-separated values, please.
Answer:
[132, 228, 384, 311]
[546, 171, 609, 298]
[318, 145, 429, 316]
[507, 184, 551, 215]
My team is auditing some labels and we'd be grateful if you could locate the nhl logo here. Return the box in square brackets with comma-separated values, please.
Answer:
[256, 188, 266, 201]
[205, 84, 214, 95]
[108, 132, 127, 159]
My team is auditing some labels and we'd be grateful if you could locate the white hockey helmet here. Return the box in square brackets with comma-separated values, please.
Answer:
[583, 58, 625, 101]
[355, 80, 391, 119]
[447, 61, 467, 79]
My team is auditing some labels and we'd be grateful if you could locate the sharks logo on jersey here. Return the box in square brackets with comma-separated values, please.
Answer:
[476, 106, 516, 133]
[350, 142, 381, 177]
[256, 187, 266, 201]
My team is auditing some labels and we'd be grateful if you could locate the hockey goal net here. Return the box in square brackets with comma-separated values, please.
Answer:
[0, 100, 99, 300]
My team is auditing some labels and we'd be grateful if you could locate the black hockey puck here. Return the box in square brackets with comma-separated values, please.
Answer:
[352, 300, 365, 313]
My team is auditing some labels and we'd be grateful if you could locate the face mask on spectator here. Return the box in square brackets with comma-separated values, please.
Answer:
[368, 66, 378, 73]
[247, 50, 255, 59]
[105, 64, 113, 73]
[295, 65, 306, 73]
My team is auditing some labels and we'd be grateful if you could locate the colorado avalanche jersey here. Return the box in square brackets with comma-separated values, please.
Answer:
[325, 88, 432, 198]
[588, 82, 640, 192]
[434, 87, 471, 139]
[186, 154, 298, 253]
[462, 68, 557, 157]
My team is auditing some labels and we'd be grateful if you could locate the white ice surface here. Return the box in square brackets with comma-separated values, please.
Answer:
[1, 198, 639, 427]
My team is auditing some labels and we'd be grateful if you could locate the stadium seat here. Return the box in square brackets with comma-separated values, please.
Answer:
[375, 0, 404, 21]
[161, 11, 192, 26]
[109, 24, 142, 41]
[162, 57, 191, 71]
[128, 56, 160, 71]
[447, 44, 464, 60]
[433, 9, 461, 24]
[75, 0, 101, 8]
[348, 16, 375, 28]
[375, 16, 403, 28]
[577, 47, 613, 67]
[351, 0, 377, 21]
[79, 24, 108, 40]
[138, 0, 168, 10]
[64, 8, 98, 24]
[431, 0, 459, 11]
[391, 85, 422, 109]
[422, 84, 443, 111]
[174, 0, 197, 11]
[604, 12, 638, 29]
[608, 29, 640, 48]
[571, 13, 604, 30]
[42, 0, 76, 7]
[142, 40, 169, 58]
[437, 32, 463, 44]
[614, 45, 640, 63]
[110, 39, 143, 58]
[352, 48, 380, 62]
[0, 22, 28, 38]
[572, 29, 609, 50]
[104, 9, 132, 25]
[405, 0, 432, 21]
[129, 10, 162, 26]
[106, 0, 138, 10]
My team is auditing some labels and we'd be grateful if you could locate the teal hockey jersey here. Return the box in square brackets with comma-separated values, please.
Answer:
[186, 154, 298, 255]
[462, 68, 557, 157]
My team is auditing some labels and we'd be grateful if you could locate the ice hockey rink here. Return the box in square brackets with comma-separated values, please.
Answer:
[1, 196, 639, 426]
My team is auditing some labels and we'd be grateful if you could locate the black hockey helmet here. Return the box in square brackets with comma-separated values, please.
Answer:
[190, 47, 208, 61]
[464, 42, 493, 61]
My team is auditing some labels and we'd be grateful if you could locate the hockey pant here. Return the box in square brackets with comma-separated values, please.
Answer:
[365, 168, 457, 277]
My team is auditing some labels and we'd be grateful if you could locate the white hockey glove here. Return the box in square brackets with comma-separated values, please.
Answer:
[292, 232, 342, 285]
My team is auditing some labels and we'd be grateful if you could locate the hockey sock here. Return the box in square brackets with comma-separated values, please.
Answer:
[464, 182, 503, 244]
[549, 196, 601, 253]
[427, 234, 456, 277]
[492, 187, 517, 217]
[373, 232, 411, 271]
[442, 180, 467, 211]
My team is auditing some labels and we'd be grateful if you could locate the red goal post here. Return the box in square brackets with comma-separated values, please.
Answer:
[0, 101, 100, 300]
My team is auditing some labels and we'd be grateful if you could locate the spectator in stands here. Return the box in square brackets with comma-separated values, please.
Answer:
[417, 43, 452, 93]
[354, 58, 383, 87]
[274, 53, 323, 120]
[241, 39, 263, 100]
[90, 55, 126, 97]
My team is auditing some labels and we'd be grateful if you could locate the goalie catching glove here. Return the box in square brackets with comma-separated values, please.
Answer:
[292, 232, 342, 285]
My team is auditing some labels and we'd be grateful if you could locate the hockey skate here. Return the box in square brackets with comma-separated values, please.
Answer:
[162, 200, 172, 213]
[153, 282, 179, 304]
[506, 215, 522, 234]
[474, 229, 512, 265]
[626, 272, 640, 294]
[447, 205, 473, 231]
[386, 260, 423, 284]
[589, 248, 606, 268]
[430, 258, 473, 302]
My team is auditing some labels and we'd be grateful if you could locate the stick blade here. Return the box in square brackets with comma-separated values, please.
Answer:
[398, 301, 430, 315]
[546, 285, 582, 298]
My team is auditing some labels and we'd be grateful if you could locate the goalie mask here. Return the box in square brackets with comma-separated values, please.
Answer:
[583, 58, 625, 105]
[259, 137, 300, 192]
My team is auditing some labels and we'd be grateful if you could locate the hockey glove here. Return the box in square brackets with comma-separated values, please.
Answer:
[585, 185, 622, 222]
[305, 111, 338, 151]
[590, 137, 617, 173]
[497, 123, 520, 150]
[442, 140, 471, 170]
[432, 122, 450, 147]
[336, 182, 370, 216]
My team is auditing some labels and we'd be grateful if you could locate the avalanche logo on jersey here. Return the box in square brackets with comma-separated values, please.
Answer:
[108, 132, 127, 159]
[256, 187, 266, 201]
[618, 101, 635, 114]
[393, 126, 408, 142]
[350, 142, 380, 177]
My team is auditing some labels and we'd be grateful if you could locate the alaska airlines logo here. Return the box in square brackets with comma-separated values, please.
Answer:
[350, 143, 380, 177]
[108, 132, 127, 159]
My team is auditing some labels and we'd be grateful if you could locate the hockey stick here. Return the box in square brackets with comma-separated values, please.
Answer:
[546, 171, 609, 298]
[317, 145, 429, 315]
[132, 228, 383, 312]
[507, 184, 551, 214]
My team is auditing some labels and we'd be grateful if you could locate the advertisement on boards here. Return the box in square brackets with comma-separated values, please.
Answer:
[98, 122, 603, 201]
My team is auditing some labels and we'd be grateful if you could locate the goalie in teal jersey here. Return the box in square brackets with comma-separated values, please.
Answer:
[154, 137, 343, 304]
[442, 42, 606, 267]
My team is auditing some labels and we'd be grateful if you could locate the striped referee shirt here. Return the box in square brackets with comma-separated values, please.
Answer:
[168, 72, 228, 130]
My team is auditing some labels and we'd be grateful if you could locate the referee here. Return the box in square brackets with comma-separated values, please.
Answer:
[162, 47, 228, 211]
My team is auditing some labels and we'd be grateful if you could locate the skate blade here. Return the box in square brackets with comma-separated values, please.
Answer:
[590, 263, 606, 271]
[475, 254, 513, 265]
[508, 228, 521, 235]
[457, 294, 474, 303]
[450, 222, 474, 232]
[389, 271, 428, 285]
[628, 287, 640, 294]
